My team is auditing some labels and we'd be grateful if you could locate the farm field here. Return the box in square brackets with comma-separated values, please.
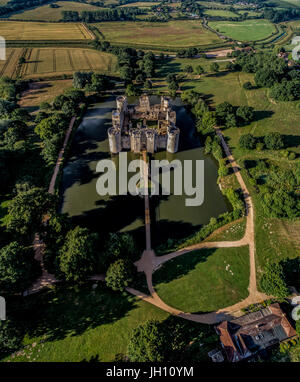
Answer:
[120, 1, 157, 7]
[9, 1, 103, 21]
[153, 246, 250, 313]
[204, 9, 238, 17]
[208, 19, 276, 41]
[93, 20, 223, 48]
[0, 48, 117, 78]
[0, 21, 92, 40]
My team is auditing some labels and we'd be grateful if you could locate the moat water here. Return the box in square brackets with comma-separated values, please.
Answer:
[59, 95, 229, 247]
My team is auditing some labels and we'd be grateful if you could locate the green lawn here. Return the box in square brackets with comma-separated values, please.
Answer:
[3, 283, 169, 362]
[93, 20, 223, 48]
[205, 218, 247, 242]
[153, 246, 250, 313]
[208, 19, 276, 41]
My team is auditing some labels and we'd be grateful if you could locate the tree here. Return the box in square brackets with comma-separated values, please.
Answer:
[243, 81, 252, 90]
[225, 113, 237, 128]
[105, 259, 135, 291]
[210, 62, 219, 73]
[6, 188, 55, 236]
[52, 94, 67, 110]
[0, 321, 22, 357]
[195, 65, 204, 75]
[0, 99, 15, 119]
[61, 100, 77, 118]
[59, 226, 98, 281]
[128, 320, 168, 362]
[35, 114, 67, 141]
[239, 133, 256, 149]
[236, 105, 254, 124]
[102, 232, 136, 268]
[184, 65, 193, 73]
[264, 132, 284, 150]
[259, 262, 289, 299]
[18, 57, 25, 65]
[63, 89, 85, 104]
[0, 241, 38, 293]
[126, 83, 140, 96]
[120, 65, 135, 82]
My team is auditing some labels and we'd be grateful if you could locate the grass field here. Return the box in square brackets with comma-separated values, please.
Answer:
[0, 48, 117, 78]
[204, 9, 238, 17]
[9, 1, 103, 21]
[3, 284, 169, 362]
[19, 79, 73, 111]
[153, 246, 250, 313]
[155, 56, 300, 278]
[0, 21, 92, 40]
[93, 20, 222, 48]
[208, 19, 276, 41]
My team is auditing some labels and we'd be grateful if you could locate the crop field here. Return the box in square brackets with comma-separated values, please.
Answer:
[153, 246, 250, 313]
[9, 1, 103, 21]
[93, 20, 222, 48]
[0, 21, 92, 40]
[208, 19, 276, 41]
[0, 48, 25, 77]
[0, 47, 117, 78]
[120, 1, 157, 7]
[204, 9, 238, 17]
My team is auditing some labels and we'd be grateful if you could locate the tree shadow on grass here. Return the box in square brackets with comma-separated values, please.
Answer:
[282, 134, 300, 149]
[153, 248, 217, 285]
[7, 283, 138, 343]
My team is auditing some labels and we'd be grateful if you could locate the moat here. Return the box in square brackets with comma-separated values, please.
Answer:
[59, 95, 229, 247]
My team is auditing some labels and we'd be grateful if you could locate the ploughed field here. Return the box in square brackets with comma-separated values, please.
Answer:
[0, 21, 93, 40]
[93, 20, 223, 48]
[0, 48, 117, 78]
[208, 19, 276, 41]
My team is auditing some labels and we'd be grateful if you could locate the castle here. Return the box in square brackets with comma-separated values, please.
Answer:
[108, 94, 180, 154]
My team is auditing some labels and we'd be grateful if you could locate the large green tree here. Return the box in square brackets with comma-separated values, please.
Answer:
[127, 320, 168, 362]
[58, 226, 98, 281]
[0, 241, 38, 293]
[6, 188, 55, 236]
[105, 259, 135, 291]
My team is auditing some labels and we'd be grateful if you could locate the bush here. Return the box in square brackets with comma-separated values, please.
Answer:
[264, 132, 284, 150]
[259, 262, 289, 299]
[256, 142, 264, 151]
[288, 152, 296, 160]
[105, 259, 135, 291]
[243, 81, 252, 90]
[239, 133, 256, 149]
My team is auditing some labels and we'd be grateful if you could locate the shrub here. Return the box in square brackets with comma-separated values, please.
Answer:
[239, 133, 256, 149]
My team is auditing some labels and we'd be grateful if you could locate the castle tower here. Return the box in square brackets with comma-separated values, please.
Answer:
[116, 95, 127, 112]
[139, 94, 150, 111]
[146, 128, 157, 154]
[108, 127, 122, 154]
[161, 96, 170, 111]
[130, 129, 142, 153]
[167, 126, 180, 153]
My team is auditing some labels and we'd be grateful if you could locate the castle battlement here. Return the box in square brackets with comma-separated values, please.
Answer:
[108, 94, 180, 154]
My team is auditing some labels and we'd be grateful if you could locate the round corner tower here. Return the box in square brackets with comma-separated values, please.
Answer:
[167, 126, 180, 153]
[108, 127, 121, 154]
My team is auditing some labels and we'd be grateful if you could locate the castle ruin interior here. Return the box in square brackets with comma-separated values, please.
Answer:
[108, 94, 180, 154]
